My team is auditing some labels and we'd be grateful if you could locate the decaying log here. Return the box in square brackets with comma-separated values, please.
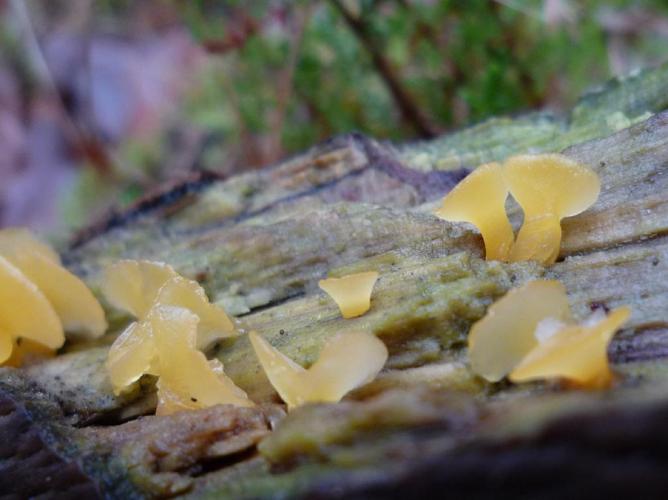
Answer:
[1, 63, 668, 498]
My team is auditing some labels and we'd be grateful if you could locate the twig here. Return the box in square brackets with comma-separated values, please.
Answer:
[329, 0, 437, 138]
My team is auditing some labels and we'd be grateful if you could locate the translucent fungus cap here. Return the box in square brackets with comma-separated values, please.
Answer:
[106, 305, 251, 410]
[101, 260, 178, 318]
[249, 330, 388, 409]
[0, 256, 64, 364]
[0, 229, 106, 337]
[0, 228, 60, 263]
[509, 306, 631, 388]
[155, 276, 235, 350]
[104, 260, 240, 402]
[106, 320, 155, 393]
[101, 260, 235, 349]
[434, 163, 514, 261]
[504, 154, 600, 264]
[150, 306, 252, 415]
[318, 271, 379, 319]
[469, 279, 630, 388]
[468, 280, 572, 382]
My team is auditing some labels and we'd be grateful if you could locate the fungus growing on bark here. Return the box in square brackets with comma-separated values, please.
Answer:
[318, 271, 379, 319]
[468, 279, 630, 388]
[0, 229, 109, 366]
[103, 260, 241, 405]
[434, 163, 514, 261]
[249, 330, 388, 409]
[101, 259, 178, 318]
[468, 280, 572, 382]
[0, 256, 63, 364]
[435, 154, 600, 265]
[510, 306, 631, 388]
[504, 154, 600, 265]
[0, 228, 106, 337]
[102, 260, 235, 350]
[151, 306, 252, 415]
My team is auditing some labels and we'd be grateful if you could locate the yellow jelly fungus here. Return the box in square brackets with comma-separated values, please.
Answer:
[101, 260, 235, 350]
[101, 260, 178, 318]
[3, 338, 55, 368]
[106, 320, 155, 391]
[468, 280, 572, 382]
[150, 306, 252, 415]
[0, 229, 107, 337]
[154, 276, 235, 350]
[509, 306, 631, 388]
[469, 279, 630, 388]
[104, 260, 241, 405]
[249, 330, 388, 409]
[0, 255, 64, 364]
[434, 163, 514, 261]
[318, 271, 379, 319]
[0, 228, 60, 263]
[435, 155, 600, 265]
[504, 154, 600, 265]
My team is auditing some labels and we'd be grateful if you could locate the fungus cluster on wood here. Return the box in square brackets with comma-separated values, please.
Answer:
[103, 260, 388, 413]
[0, 152, 625, 418]
[101, 260, 251, 414]
[468, 280, 630, 388]
[435, 154, 600, 264]
[249, 270, 385, 409]
[0, 229, 106, 366]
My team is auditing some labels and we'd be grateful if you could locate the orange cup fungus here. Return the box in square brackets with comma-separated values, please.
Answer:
[435, 154, 600, 265]
[0, 229, 107, 366]
[318, 271, 379, 319]
[468, 280, 630, 388]
[102, 260, 250, 413]
[249, 330, 388, 409]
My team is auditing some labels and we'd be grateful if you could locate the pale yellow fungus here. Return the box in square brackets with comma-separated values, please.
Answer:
[101, 260, 178, 318]
[249, 330, 388, 409]
[154, 276, 235, 350]
[101, 260, 235, 350]
[435, 155, 600, 265]
[318, 271, 379, 318]
[150, 306, 252, 415]
[3, 338, 55, 368]
[468, 279, 630, 388]
[468, 280, 572, 382]
[0, 229, 106, 337]
[504, 154, 600, 264]
[104, 260, 244, 412]
[106, 320, 156, 392]
[0, 228, 60, 263]
[0, 256, 64, 364]
[510, 306, 631, 388]
[434, 163, 514, 261]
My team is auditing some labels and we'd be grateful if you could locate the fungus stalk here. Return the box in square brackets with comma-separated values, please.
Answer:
[318, 271, 379, 319]
[509, 213, 562, 264]
[434, 163, 514, 262]
[504, 154, 600, 265]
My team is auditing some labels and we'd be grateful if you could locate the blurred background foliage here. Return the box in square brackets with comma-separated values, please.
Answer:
[0, 0, 667, 236]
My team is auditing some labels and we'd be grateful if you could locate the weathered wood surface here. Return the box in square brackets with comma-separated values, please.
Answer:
[1, 63, 668, 498]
